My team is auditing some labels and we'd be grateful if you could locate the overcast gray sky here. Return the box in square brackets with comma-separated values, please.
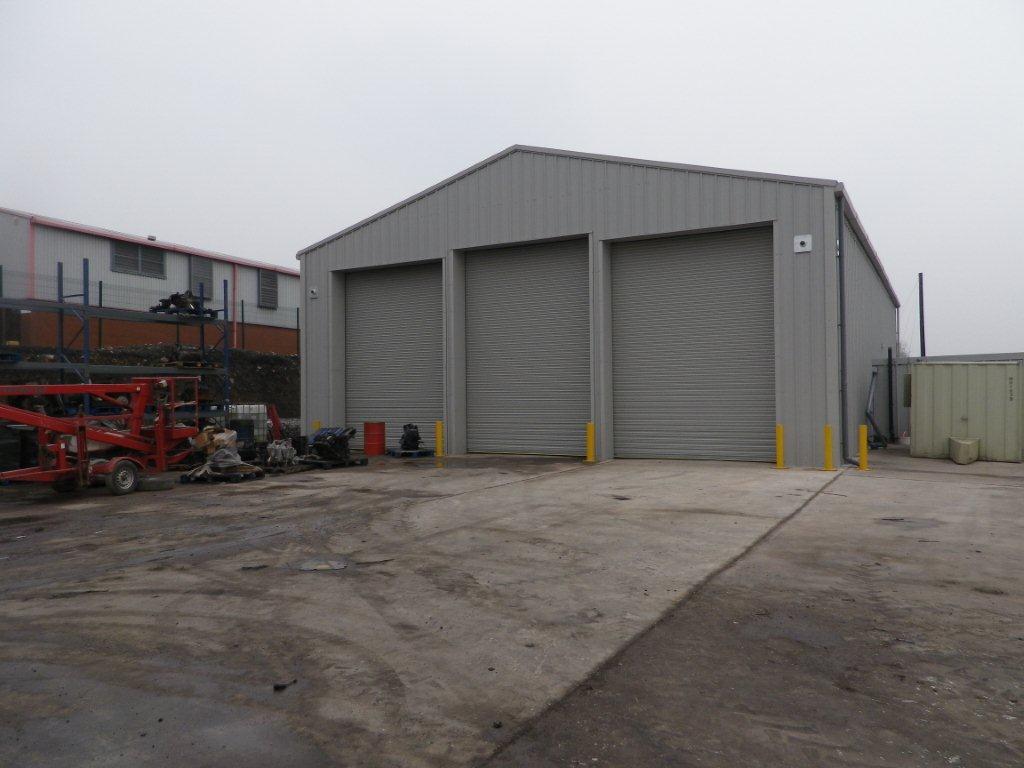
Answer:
[1, 0, 1021, 355]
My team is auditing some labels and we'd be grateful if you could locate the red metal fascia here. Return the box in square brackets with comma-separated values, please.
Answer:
[7, 209, 299, 277]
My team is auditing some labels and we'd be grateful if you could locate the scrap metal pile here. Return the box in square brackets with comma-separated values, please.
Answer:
[149, 290, 218, 318]
[180, 426, 264, 483]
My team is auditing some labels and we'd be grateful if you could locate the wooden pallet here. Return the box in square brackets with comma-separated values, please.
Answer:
[179, 467, 264, 484]
[297, 456, 369, 469]
[385, 448, 435, 458]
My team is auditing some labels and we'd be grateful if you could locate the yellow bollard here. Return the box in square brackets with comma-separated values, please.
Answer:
[774, 424, 785, 469]
[435, 420, 445, 458]
[858, 424, 869, 471]
[585, 421, 596, 463]
[822, 424, 835, 471]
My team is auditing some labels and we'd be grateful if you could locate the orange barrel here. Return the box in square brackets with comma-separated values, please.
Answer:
[363, 422, 386, 456]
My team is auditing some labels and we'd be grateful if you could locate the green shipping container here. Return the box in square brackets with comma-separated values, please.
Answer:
[910, 361, 1023, 462]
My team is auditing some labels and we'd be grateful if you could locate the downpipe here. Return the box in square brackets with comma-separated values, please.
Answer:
[836, 192, 852, 465]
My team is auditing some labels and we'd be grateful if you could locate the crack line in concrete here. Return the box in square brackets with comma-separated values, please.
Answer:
[478, 469, 845, 767]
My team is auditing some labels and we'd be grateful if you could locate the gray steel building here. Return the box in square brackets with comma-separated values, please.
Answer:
[298, 146, 899, 467]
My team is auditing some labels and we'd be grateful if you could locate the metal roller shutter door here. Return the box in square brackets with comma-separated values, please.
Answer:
[466, 239, 590, 455]
[612, 227, 775, 460]
[345, 262, 443, 449]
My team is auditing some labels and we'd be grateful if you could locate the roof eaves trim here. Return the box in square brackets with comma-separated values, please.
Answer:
[836, 185, 900, 308]
[0, 206, 299, 277]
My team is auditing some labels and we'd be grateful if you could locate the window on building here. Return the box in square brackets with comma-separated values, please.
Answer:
[258, 269, 278, 309]
[110, 240, 166, 278]
[189, 256, 213, 297]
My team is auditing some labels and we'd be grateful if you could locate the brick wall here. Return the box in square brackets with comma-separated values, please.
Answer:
[12, 313, 298, 356]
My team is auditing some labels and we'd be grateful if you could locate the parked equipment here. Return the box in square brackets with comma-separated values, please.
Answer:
[386, 423, 434, 458]
[0, 377, 200, 494]
[400, 423, 421, 451]
[299, 427, 368, 469]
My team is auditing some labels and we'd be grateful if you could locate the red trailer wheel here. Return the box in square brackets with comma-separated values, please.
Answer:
[105, 460, 140, 495]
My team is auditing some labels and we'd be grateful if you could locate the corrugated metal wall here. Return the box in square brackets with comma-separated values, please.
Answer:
[236, 266, 300, 328]
[878, 353, 1024, 443]
[34, 226, 190, 310]
[0, 211, 29, 297]
[843, 217, 899, 456]
[301, 147, 850, 466]
[910, 362, 1023, 462]
[15, 225, 299, 328]
[611, 227, 775, 460]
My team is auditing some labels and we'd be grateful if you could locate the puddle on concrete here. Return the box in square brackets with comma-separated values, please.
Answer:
[876, 517, 945, 530]
[58, 501, 106, 512]
[294, 556, 354, 572]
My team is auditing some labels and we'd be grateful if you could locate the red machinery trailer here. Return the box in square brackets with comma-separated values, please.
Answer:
[0, 377, 200, 494]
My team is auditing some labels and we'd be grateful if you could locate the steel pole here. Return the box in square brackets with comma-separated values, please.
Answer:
[222, 279, 230, 413]
[82, 259, 91, 412]
[887, 346, 895, 441]
[57, 261, 65, 384]
[918, 272, 926, 357]
[97, 280, 103, 348]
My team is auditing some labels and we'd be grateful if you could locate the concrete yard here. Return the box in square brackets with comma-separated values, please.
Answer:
[0, 451, 1020, 767]
[0, 456, 830, 767]
[489, 451, 1024, 767]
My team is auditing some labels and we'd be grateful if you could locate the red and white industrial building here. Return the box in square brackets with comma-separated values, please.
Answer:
[0, 206, 299, 355]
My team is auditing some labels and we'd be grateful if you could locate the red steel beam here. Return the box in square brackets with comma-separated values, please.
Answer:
[0, 383, 147, 397]
[0, 403, 153, 452]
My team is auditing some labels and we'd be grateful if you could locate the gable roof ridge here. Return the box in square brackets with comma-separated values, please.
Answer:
[296, 145, 839, 257]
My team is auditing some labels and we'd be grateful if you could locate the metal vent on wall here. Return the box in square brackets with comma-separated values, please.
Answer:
[139, 246, 165, 278]
[111, 240, 165, 278]
[258, 269, 279, 309]
[190, 256, 213, 298]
